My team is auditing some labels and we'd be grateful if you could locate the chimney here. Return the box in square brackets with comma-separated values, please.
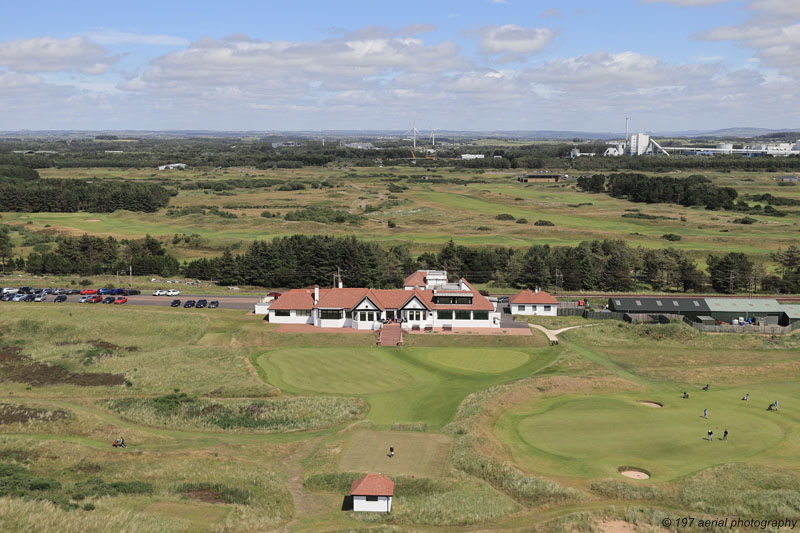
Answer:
[338, 278, 343, 289]
[535, 286, 539, 293]
[314, 286, 319, 304]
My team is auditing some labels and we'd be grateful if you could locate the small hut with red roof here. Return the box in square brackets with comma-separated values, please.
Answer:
[350, 473, 394, 513]
[509, 287, 559, 316]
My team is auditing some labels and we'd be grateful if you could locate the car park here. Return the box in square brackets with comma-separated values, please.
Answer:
[102, 296, 115, 304]
[12, 293, 27, 302]
[34, 293, 47, 302]
[23, 294, 35, 302]
[79, 295, 90, 303]
[54, 295, 67, 303]
[170, 299, 181, 307]
[153, 289, 167, 296]
[88, 296, 103, 304]
[80, 288, 98, 295]
[183, 300, 196, 308]
[166, 289, 181, 296]
[208, 300, 219, 309]
[196, 299, 208, 308]
[114, 296, 127, 304]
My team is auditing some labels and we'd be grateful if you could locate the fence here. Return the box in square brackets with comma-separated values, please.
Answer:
[688, 320, 800, 335]
[557, 308, 585, 317]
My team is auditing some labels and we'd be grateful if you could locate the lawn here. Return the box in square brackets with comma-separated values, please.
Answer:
[337, 430, 452, 478]
[257, 345, 557, 428]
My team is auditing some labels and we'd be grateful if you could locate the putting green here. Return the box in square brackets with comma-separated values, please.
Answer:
[260, 348, 416, 394]
[426, 348, 530, 374]
[497, 393, 786, 481]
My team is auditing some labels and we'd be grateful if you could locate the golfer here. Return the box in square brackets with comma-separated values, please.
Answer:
[723, 430, 728, 441]
[704, 408, 708, 419]
[708, 430, 713, 441]
[389, 446, 394, 458]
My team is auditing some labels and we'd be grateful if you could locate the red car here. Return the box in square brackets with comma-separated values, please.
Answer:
[114, 296, 128, 304]
[80, 288, 98, 295]
[268, 292, 282, 298]
[87, 295, 103, 303]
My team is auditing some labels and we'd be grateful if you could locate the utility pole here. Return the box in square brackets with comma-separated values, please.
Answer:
[555, 269, 563, 295]
[129, 265, 132, 288]
[729, 270, 735, 295]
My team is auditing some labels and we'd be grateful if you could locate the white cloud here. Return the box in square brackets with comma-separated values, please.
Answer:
[696, 1, 800, 77]
[541, 8, 563, 18]
[474, 24, 558, 59]
[0, 36, 118, 74]
[84, 29, 190, 46]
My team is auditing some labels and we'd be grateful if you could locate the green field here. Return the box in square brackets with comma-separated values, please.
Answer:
[3, 165, 797, 268]
[1, 297, 800, 531]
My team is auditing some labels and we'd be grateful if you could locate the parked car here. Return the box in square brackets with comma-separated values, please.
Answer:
[111, 288, 126, 295]
[88, 295, 103, 304]
[18, 287, 33, 294]
[12, 293, 27, 302]
[166, 289, 181, 296]
[79, 295, 90, 303]
[1, 293, 14, 302]
[183, 300, 196, 308]
[66, 289, 81, 295]
[41, 288, 54, 295]
[114, 296, 127, 304]
[208, 300, 219, 309]
[267, 291, 282, 298]
[153, 289, 167, 296]
[54, 295, 67, 303]
[80, 288, 98, 295]
[34, 293, 47, 302]
[98, 288, 114, 295]
[196, 299, 208, 309]
[170, 299, 181, 307]
[497, 296, 509, 303]
[23, 294, 35, 302]
[125, 289, 141, 296]
[1, 288, 18, 295]
[102, 296, 115, 304]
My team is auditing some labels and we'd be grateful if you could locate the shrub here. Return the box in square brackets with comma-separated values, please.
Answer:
[515, 218, 528, 224]
[388, 220, 396, 228]
[476, 226, 492, 231]
[534, 220, 555, 226]
[733, 216, 757, 224]
[661, 233, 682, 241]
[495, 214, 515, 221]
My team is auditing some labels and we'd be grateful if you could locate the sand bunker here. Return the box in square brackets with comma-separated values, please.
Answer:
[618, 466, 650, 479]
[638, 401, 662, 408]
[85, 219, 101, 222]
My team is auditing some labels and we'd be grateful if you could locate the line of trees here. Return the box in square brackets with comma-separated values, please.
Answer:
[179, 235, 800, 294]
[577, 173, 739, 210]
[0, 179, 170, 215]
[22, 234, 179, 277]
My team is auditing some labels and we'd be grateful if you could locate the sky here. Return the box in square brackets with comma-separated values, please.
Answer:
[0, 0, 798, 132]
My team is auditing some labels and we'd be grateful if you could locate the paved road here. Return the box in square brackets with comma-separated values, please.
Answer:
[3, 294, 260, 311]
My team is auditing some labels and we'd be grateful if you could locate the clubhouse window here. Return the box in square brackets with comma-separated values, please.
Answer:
[543, 306, 551, 312]
[345, 310, 353, 319]
[455, 311, 471, 320]
[274, 310, 290, 317]
[437, 310, 453, 320]
[517, 305, 526, 312]
[319, 309, 343, 320]
[296, 310, 311, 317]
[473, 311, 489, 320]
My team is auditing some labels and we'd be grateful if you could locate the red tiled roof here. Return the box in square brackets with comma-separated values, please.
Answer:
[268, 289, 315, 310]
[403, 270, 427, 288]
[509, 289, 558, 305]
[316, 288, 369, 309]
[350, 473, 394, 496]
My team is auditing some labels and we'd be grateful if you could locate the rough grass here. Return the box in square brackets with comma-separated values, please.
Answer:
[103, 393, 367, 433]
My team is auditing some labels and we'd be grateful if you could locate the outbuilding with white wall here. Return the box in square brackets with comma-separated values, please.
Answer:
[350, 473, 393, 513]
[509, 288, 558, 316]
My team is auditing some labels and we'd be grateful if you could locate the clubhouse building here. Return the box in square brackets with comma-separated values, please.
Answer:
[267, 270, 501, 330]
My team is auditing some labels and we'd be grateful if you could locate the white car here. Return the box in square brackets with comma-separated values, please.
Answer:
[2, 288, 18, 295]
[166, 289, 181, 296]
[79, 295, 90, 303]
[153, 290, 167, 296]
[34, 293, 47, 302]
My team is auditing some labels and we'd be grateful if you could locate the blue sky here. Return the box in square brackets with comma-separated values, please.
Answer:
[1, 0, 798, 132]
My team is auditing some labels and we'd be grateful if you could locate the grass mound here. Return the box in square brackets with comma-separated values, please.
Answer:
[0, 403, 72, 425]
[71, 478, 153, 500]
[176, 482, 250, 504]
[103, 393, 366, 433]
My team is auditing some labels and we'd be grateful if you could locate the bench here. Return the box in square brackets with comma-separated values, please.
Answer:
[424, 326, 433, 332]
[443, 324, 452, 332]
[411, 324, 420, 331]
